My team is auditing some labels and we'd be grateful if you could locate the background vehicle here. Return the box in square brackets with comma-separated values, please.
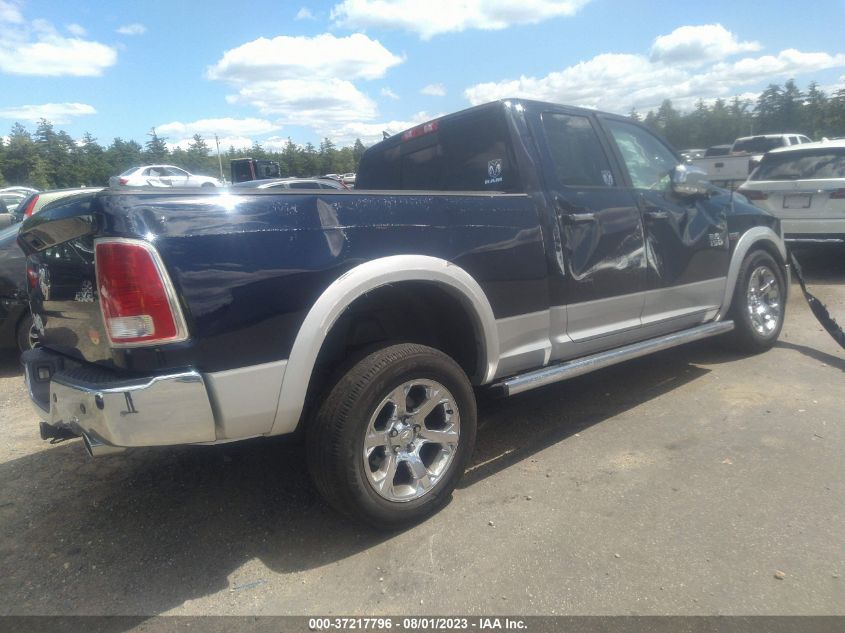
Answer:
[230, 158, 281, 183]
[704, 144, 731, 157]
[693, 134, 812, 189]
[340, 172, 356, 188]
[1, 187, 38, 215]
[679, 148, 706, 161]
[230, 177, 347, 190]
[738, 139, 845, 241]
[10, 187, 101, 224]
[19, 99, 788, 528]
[0, 223, 35, 351]
[109, 165, 220, 188]
[0, 187, 39, 228]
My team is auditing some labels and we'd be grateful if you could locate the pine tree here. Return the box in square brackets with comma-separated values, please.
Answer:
[144, 128, 169, 163]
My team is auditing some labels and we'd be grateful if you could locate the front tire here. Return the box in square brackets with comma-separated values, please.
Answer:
[727, 249, 785, 354]
[307, 343, 477, 529]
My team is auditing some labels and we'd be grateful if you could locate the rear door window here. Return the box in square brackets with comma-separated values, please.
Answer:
[751, 149, 845, 180]
[540, 113, 616, 188]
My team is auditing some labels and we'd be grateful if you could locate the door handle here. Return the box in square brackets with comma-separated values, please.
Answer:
[643, 209, 669, 220]
[560, 212, 596, 224]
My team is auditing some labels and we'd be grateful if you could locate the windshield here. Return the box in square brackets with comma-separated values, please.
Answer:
[732, 137, 786, 154]
[750, 149, 845, 181]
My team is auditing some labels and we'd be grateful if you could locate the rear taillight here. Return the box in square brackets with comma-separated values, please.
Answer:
[739, 189, 768, 200]
[118, 177, 129, 185]
[95, 239, 187, 346]
[829, 189, 845, 199]
[26, 264, 38, 289]
[23, 194, 39, 217]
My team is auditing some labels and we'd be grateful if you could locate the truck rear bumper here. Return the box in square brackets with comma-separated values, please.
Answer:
[22, 348, 216, 453]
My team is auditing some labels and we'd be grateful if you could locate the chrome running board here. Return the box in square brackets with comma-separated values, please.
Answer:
[493, 320, 734, 397]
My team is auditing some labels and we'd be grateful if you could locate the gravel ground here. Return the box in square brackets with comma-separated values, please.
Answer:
[0, 245, 843, 617]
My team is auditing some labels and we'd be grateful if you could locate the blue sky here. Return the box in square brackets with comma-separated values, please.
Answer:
[1, 0, 844, 150]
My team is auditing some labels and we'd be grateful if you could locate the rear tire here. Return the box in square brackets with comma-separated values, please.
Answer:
[307, 343, 476, 529]
[727, 250, 785, 354]
[16, 313, 39, 353]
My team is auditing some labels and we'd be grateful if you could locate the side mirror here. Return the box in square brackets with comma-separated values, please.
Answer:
[671, 163, 710, 197]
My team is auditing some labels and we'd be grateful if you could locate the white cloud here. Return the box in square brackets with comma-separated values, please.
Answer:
[116, 23, 146, 35]
[464, 26, 845, 114]
[380, 87, 399, 99]
[651, 24, 760, 66]
[295, 7, 315, 19]
[0, 1, 23, 24]
[331, 0, 591, 39]
[225, 78, 378, 126]
[207, 33, 402, 82]
[0, 5, 116, 76]
[0, 102, 96, 123]
[156, 117, 281, 138]
[708, 49, 845, 83]
[208, 33, 402, 128]
[420, 83, 446, 96]
[322, 111, 433, 145]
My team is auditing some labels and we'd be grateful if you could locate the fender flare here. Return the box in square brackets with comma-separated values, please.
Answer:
[269, 255, 500, 436]
[716, 226, 788, 320]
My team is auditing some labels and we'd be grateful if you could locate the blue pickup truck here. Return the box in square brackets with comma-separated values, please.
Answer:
[18, 99, 788, 528]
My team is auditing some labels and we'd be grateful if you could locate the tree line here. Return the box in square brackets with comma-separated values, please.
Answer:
[3, 79, 845, 189]
[634, 79, 845, 150]
[0, 120, 368, 189]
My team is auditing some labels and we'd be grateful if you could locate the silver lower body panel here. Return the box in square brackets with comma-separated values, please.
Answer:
[493, 320, 734, 397]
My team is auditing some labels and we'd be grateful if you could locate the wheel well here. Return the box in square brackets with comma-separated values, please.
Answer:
[308, 281, 481, 404]
[748, 240, 788, 279]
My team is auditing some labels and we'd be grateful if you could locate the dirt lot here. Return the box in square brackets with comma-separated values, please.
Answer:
[0, 246, 843, 616]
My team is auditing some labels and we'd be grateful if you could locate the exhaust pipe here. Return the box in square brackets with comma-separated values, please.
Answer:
[82, 433, 126, 458]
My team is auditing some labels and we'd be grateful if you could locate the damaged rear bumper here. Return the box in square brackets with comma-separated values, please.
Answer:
[22, 348, 216, 455]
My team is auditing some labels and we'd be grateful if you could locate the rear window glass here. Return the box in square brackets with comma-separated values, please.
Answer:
[120, 167, 138, 176]
[732, 137, 786, 154]
[751, 149, 845, 181]
[357, 106, 522, 192]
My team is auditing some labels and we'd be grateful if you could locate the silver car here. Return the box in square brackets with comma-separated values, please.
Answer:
[110, 165, 220, 188]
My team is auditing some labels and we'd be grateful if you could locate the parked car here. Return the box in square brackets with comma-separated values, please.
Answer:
[231, 177, 347, 190]
[1, 186, 38, 214]
[0, 187, 39, 228]
[0, 223, 35, 351]
[11, 187, 101, 224]
[340, 172, 356, 188]
[1, 189, 101, 351]
[109, 165, 220, 188]
[18, 98, 788, 528]
[738, 139, 845, 241]
[692, 134, 812, 189]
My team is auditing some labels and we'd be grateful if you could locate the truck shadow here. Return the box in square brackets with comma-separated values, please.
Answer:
[0, 345, 710, 617]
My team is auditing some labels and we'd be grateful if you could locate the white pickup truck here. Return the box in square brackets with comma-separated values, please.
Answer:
[692, 134, 812, 189]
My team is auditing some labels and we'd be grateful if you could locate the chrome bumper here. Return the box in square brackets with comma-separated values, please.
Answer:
[23, 350, 216, 450]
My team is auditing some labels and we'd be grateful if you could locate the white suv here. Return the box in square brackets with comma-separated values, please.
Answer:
[738, 139, 845, 241]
